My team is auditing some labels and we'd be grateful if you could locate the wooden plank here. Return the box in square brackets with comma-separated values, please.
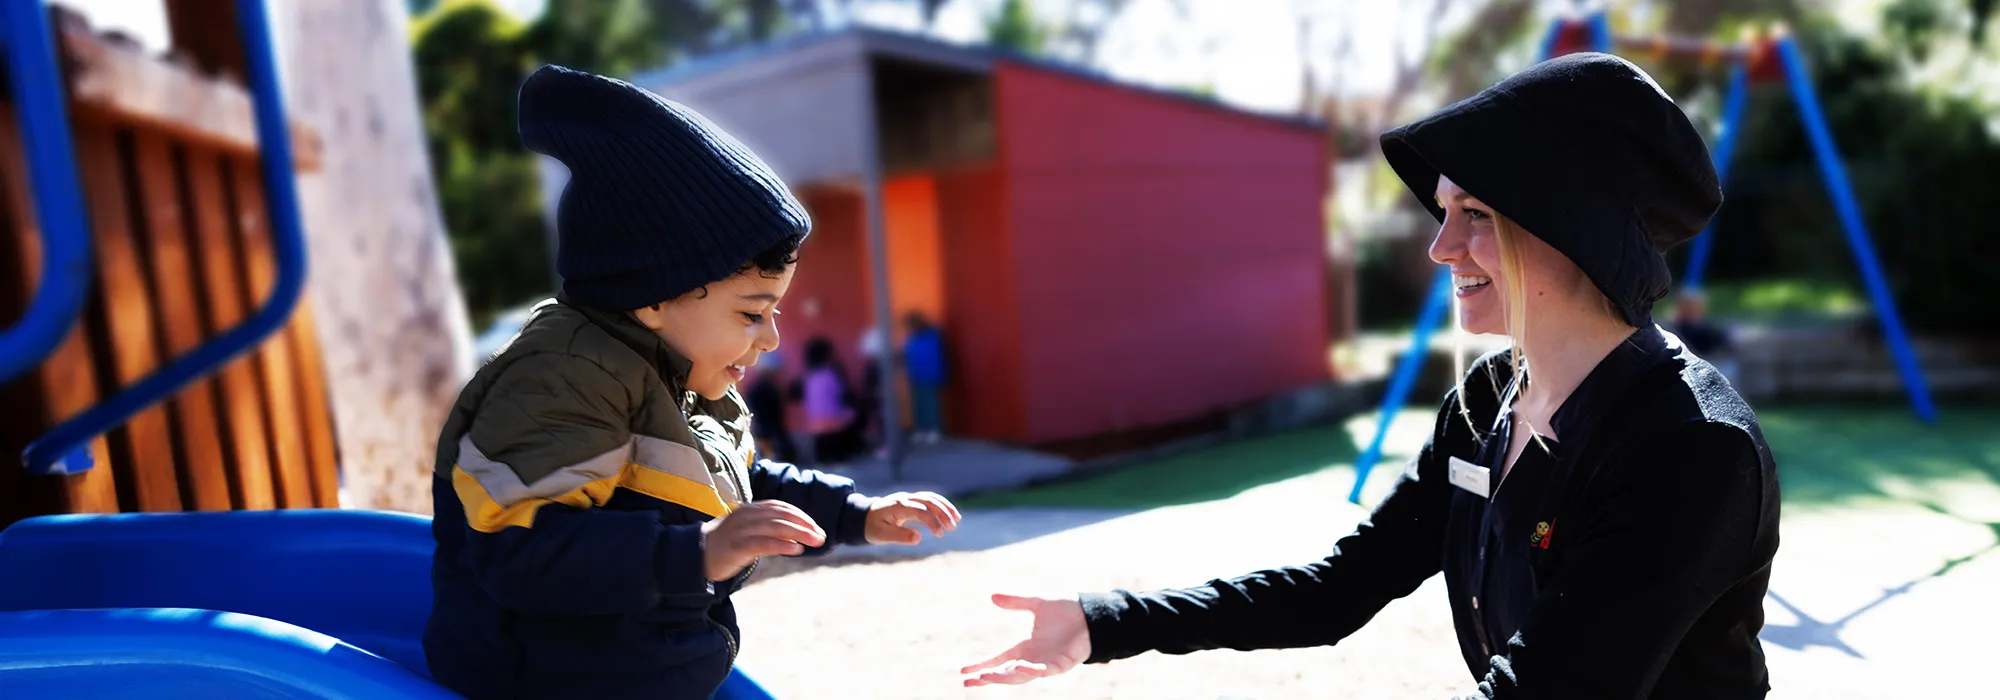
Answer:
[130, 132, 234, 510]
[53, 5, 322, 172]
[287, 296, 342, 507]
[0, 102, 119, 521]
[72, 119, 183, 512]
[224, 157, 315, 509]
[161, 0, 245, 79]
[182, 147, 277, 510]
[232, 157, 342, 508]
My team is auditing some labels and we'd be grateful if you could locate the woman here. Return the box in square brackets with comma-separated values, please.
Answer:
[959, 53, 1780, 699]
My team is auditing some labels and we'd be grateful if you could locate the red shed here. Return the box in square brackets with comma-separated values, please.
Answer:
[614, 29, 1332, 449]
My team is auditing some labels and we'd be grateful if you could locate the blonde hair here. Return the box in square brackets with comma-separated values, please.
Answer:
[1450, 214, 1628, 445]
[1453, 214, 1535, 438]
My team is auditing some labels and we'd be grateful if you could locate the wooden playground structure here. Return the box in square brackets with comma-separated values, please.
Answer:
[0, 3, 339, 528]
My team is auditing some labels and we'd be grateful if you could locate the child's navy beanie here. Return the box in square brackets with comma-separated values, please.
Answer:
[518, 64, 811, 311]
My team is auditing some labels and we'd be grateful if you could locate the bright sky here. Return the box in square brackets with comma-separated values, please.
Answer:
[59, 0, 1443, 116]
[857, 0, 1468, 113]
[59, 0, 1905, 119]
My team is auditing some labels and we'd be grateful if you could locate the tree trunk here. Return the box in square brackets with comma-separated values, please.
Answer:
[273, 0, 475, 513]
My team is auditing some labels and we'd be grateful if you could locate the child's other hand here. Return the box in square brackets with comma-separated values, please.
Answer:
[865, 491, 962, 545]
[701, 500, 825, 581]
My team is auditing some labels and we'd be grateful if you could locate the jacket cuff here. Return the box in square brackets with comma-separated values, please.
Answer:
[713, 558, 758, 599]
[838, 492, 877, 546]
[1079, 590, 1140, 664]
[655, 524, 717, 609]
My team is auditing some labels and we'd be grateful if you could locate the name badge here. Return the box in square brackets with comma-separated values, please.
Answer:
[1448, 456, 1490, 498]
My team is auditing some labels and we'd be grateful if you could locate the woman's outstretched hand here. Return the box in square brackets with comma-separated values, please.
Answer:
[960, 593, 1092, 687]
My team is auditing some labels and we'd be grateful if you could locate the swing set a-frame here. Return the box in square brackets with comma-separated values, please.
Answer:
[1346, 10, 1937, 504]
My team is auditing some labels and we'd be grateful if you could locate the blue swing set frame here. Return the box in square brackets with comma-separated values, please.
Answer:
[1346, 11, 1937, 504]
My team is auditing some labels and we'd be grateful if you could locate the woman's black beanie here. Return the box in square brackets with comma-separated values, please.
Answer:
[1380, 52, 1722, 328]
[518, 64, 811, 311]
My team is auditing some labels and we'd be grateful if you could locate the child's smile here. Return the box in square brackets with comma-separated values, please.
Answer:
[631, 265, 796, 401]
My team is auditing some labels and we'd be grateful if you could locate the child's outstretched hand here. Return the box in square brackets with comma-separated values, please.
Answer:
[702, 500, 825, 581]
[864, 491, 962, 545]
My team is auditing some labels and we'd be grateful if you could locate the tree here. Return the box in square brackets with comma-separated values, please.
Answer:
[410, 1, 548, 326]
[985, 0, 1050, 54]
[1683, 13, 2000, 333]
[412, 0, 847, 326]
[520, 0, 664, 78]
[282, 0, 477, 513]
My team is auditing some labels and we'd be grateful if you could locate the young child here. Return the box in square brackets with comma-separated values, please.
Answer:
[423, 64, 962, 700]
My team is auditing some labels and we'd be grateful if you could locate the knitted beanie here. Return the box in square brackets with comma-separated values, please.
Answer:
[1379, 52, 1722, 328]
[519, 64, 811, 310]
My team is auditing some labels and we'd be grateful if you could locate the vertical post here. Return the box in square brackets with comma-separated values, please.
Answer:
[164, 0, 247, 77]
[856, 71, 906, 477]
[1537, 17, 1565, 61]
[1587, 11, 1614, 53]
[1347, 268, 1453, 504]
[1681, 61, 1751, 290]
[1775, 36, 1937, 423]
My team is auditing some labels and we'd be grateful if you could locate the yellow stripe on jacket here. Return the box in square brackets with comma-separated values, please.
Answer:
[453, 463, 734, 533]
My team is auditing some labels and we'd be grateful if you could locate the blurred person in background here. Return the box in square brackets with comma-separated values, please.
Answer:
[1669, 289, 1739, 385]
[801, 336, 864, 465]
[856, 327, 887, 455]
[902, 312, 948, 445]
[960, 54, 1780, 700]
[744, 349, 798, 464]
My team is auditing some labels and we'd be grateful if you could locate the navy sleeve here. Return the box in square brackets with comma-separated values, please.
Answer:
[749, 459, 877, 553]
[1077, 391, 1461, 662]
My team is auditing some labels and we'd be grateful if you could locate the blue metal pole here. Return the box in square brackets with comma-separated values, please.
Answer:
[1774, 36, 1937, 423]
[1347, 268, 1453, 504]
[23, 0, 313, 473]
[0, 1, 95, 386]
[1537, 16, 1565, 61]
[1587, 11, 1614, 53]
[1681, 61, 1751, 290]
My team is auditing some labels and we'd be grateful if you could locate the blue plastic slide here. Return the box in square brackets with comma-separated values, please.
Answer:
[0, 510, 778, 699]
[0, 608, 458, 699]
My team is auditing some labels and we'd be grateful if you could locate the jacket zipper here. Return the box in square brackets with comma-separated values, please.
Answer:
[709, 558, 756, 665]
[710, 617, 739, 664]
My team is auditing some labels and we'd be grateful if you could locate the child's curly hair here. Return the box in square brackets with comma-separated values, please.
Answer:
[744, 233, 803, 277]
[689, 233, 802, 300]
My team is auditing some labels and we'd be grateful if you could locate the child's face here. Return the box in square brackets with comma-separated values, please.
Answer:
[631, 265, 795, 401]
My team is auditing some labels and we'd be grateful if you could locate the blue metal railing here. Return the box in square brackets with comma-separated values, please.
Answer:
[1775, 35, 1936, 423]
[1345, 270, 1453, 504]
[19, 0, 312, 474]
[0, 1, 95, 390]
[1680, 62, 1751, 290]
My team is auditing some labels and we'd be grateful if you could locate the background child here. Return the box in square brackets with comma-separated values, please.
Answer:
[423, 64, 960, 700]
